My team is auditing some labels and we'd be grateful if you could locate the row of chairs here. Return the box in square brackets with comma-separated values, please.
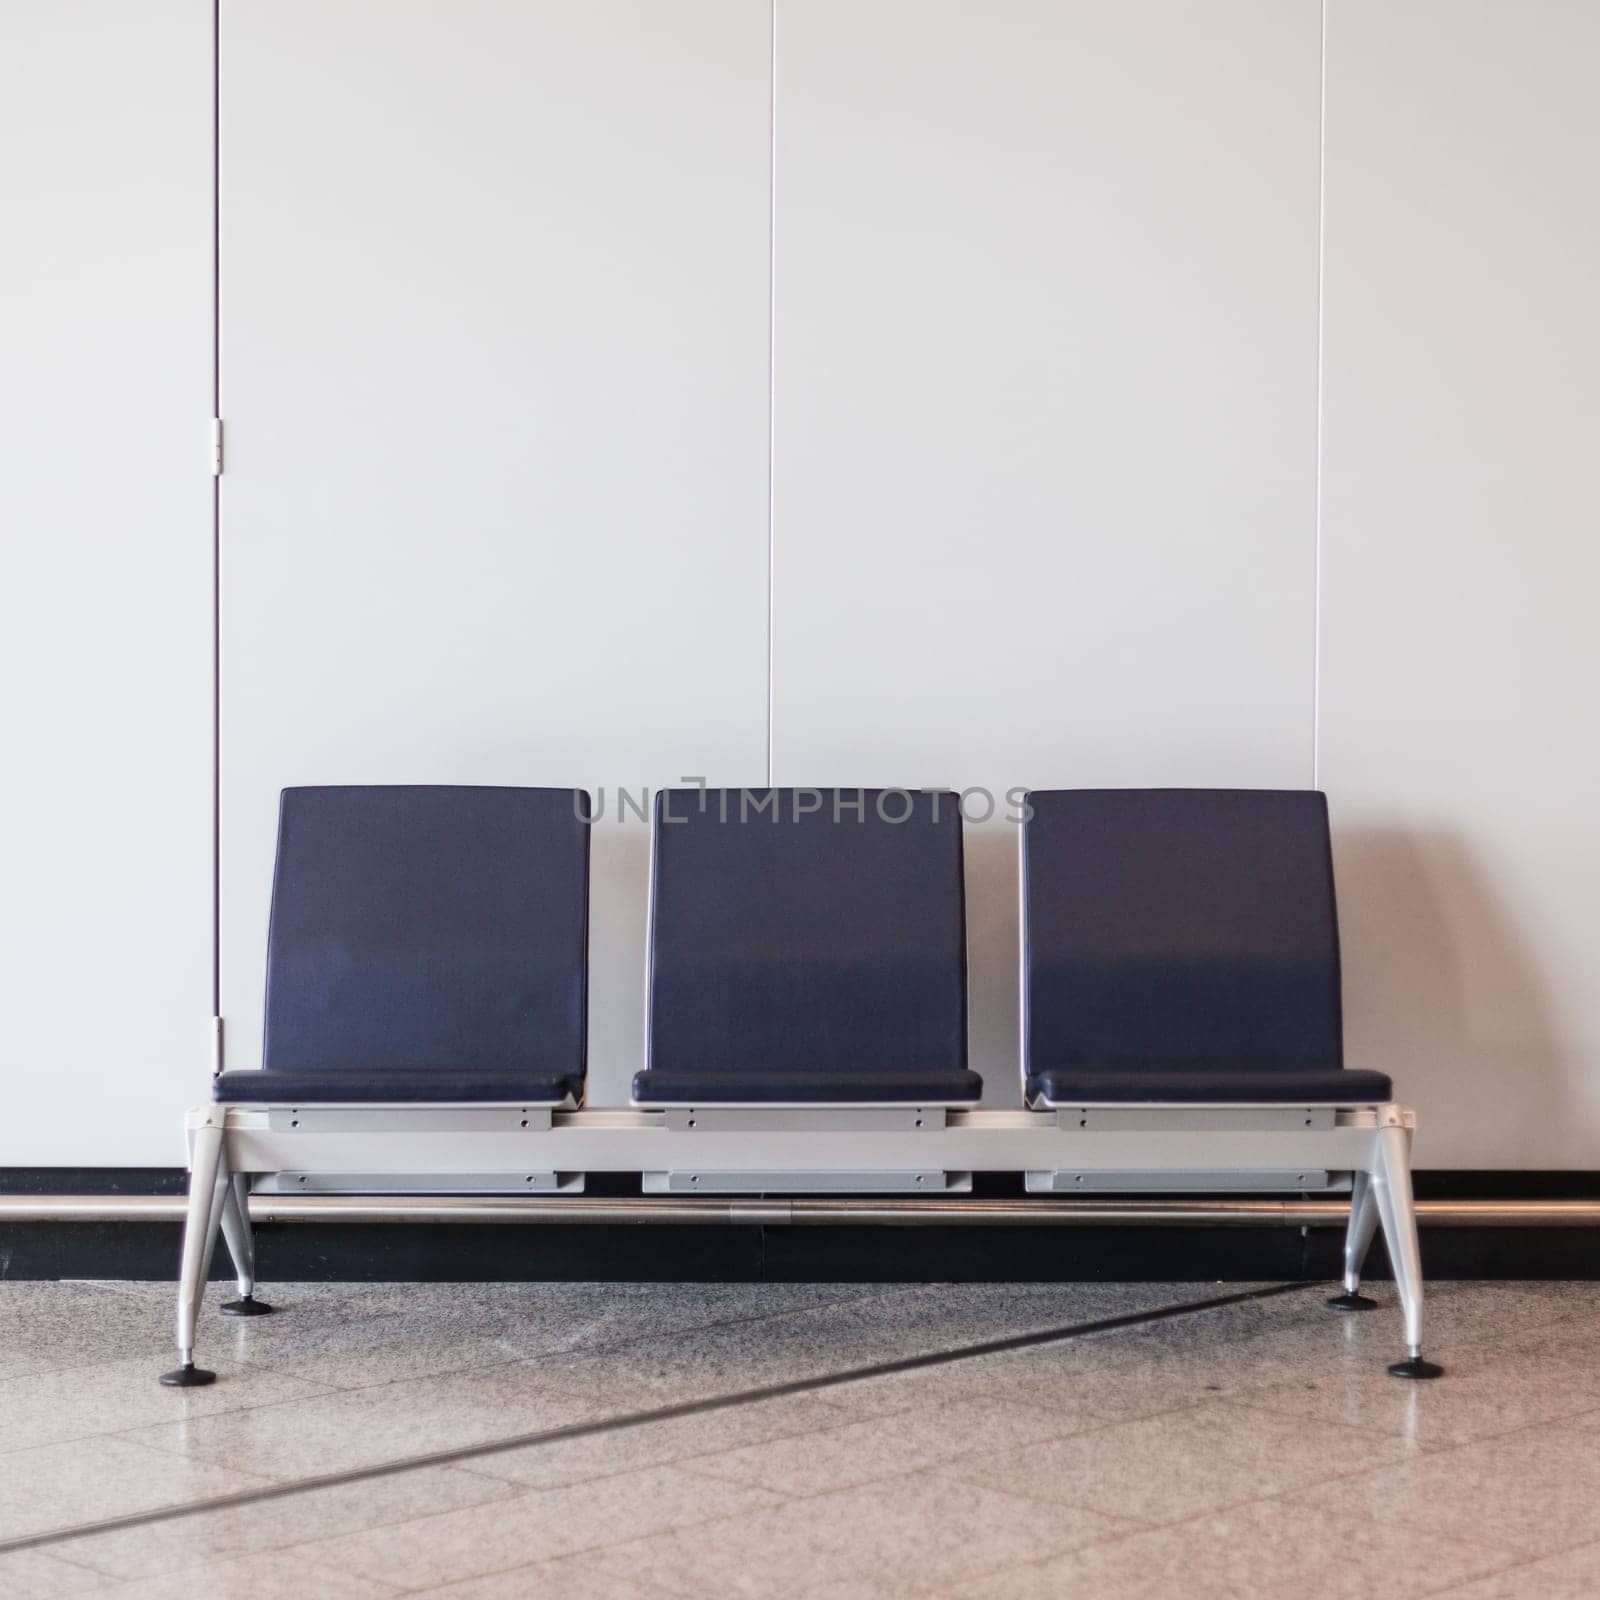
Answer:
[165, 785, 1437, 1386]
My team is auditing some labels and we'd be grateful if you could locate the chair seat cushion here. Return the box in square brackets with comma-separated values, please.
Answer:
[212, 1067, 581, 1105]
[1025, 1067, 1393, 1105]
[632, 1067, 983, 1105]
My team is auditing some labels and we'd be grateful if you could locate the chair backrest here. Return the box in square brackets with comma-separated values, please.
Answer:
[1022, 789, 1342, 1079]
[647, 788, 967, 1079]
[262, 785, 590, 1074]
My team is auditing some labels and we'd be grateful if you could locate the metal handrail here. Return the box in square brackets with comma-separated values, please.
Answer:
[2, 1194, 1594, 1226]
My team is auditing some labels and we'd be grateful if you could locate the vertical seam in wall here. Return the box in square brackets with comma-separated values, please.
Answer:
[1311, 0, 1328, 790]
[765, 0, 777, 787]
[211, 0, 222, 1028]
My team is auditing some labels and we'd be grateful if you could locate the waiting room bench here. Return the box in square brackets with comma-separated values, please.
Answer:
[166, 783, 1439, 1386]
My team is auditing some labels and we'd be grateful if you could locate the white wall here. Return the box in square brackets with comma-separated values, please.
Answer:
[0, 3, 211, 1166]
[772, 0, 1322, 1106]
[1318, 0, 1600, 1167]
[1, 0, 1595, 1167]
[215, 0, 772, 1108]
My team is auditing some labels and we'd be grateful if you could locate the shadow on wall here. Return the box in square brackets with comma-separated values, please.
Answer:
[963, 817, 1024, 1110]
[584, 813, 654, 1110]
[1334, 825, 1579, 1169]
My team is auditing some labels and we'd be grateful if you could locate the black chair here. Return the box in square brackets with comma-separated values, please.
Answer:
[634, 786, 979, 1111]
[217, 785, 590, 1108]
[1022, 788, 1439, 1379]
[1022, 788, 1388, 1107]
[163, 784, 589, 1387]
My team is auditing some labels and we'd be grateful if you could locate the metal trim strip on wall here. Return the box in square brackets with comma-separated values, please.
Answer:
[2, 1195, 1594, 1226]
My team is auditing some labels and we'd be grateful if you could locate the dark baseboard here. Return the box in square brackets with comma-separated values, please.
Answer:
[1, 1167, 1596, 1282]
[0, 1168, 192, 1196]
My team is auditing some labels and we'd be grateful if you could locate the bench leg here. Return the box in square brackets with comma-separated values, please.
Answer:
[219, 1174, 273, 1318]
[1326, 1169, 1381, 1311]
[1371, 1121, 1444, 1379]
[160, 1116, 228, 1387]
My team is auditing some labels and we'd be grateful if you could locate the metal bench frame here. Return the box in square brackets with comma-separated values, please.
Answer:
[166, 1094, 1429, 1382]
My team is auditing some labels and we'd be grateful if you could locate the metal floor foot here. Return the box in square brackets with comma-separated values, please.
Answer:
[1326, 1291, 1379, 1312]
[159, 1363, 217, 1388]
[1387, 1354, 1445, 1380]
[220, 1295, 273, 1317]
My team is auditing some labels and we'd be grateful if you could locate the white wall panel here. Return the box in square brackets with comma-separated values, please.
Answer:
[1319, 0, 1600, 1167]
[5, 0, 1591, 1172]
[0, 4, 211, 1164]
[772, 0, 1322, 1101]
[218, 1, 772, 1099]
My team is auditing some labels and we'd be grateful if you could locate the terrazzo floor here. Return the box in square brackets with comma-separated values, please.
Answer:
[1, 1277, 1597, 1598]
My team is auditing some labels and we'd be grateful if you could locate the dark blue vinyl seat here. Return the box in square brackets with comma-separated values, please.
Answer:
[633, 788, 979, 1105]
[1022, 789, 1392, 1105]
[213, 785, 590, 1105]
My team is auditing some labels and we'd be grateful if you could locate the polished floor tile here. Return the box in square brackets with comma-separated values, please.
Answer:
[119, 1357, 622, 1479]
[56, 1467, 518, 1582]
[0, 1279, 1596, 1598]
[584, 1297, 955, 1401]
[0, 1284, 194, 1383]
[215, 1284, 911, 1398]
[0, 1549, 116, 1600]
[300, 1464, 785, 1589]
[1428, 1540, 1600, 1599]
[939, 1397, 1414, 1526]
[1290, 1414, 1600, 1561]
[837, 1290, 1363, 1426]
[238, 1327, 547, 1393]
[0, 1436, 273, 1543]
[808, 1280, 1204, 1346]
[1229, 1322, 1600, 1451]
[579, 1470, 1129, 1598]
[406, 1547, 662, 1600]
[459, 1390, 853, 1490]
[953, 1498, 1512, 1600]
[682, 1396, 1081, 1497]
[0, 1355, 333, 1455]
[90, 1548, 399, 1599]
